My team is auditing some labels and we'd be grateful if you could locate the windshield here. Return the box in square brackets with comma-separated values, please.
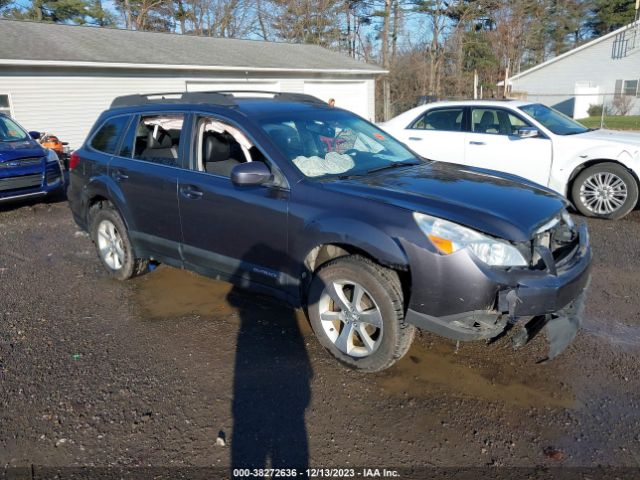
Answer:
[258, 109, 421, 179]
[0, 115, 30, 142]
[519, 103, 589, 135]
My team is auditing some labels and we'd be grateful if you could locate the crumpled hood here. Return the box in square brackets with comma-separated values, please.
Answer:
[322, 162, 567, 242]
[0, 140, 46, 162]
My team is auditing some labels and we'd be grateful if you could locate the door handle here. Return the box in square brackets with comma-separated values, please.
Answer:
[469, 141, 486, 146]
[112, 170, 129, 181]
[408, 137, 422, 141]
[180, 185, 204, 199]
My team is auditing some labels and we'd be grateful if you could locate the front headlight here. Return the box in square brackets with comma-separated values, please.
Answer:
[413, 212, 528, 267]
[46, 149, 59, 163]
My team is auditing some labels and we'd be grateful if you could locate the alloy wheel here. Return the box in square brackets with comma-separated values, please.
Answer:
[579, 172, 628, 215]
[318, 280, 384, 358]
[96, 219, 125, 270]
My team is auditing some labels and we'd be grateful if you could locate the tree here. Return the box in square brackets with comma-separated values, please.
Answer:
[590, 0, 637, 36]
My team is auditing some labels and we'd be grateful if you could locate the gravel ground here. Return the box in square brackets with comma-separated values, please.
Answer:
[1, 198, 639, 477]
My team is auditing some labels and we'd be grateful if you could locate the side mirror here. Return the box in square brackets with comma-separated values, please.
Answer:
[29, 131, 41, 140]
[231, 162, 272, 186]
[515, 126, 539, 139]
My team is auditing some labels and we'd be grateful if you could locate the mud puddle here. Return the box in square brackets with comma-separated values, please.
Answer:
[133, 265, 312, 333]
[378, 340, 574, 408]
[581, 317, 640, 351]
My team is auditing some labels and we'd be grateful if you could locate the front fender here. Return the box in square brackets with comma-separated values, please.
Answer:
[297, 216, 410, 270]
[550, 145, 640, 195]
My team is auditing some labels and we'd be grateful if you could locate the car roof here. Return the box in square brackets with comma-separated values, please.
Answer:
[421, 99, 532, 109]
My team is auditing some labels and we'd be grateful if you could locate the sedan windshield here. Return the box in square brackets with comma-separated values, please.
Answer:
[258, 109, 421, 178]
[0, 115, 30, 142]
[519, 103, 589, 136]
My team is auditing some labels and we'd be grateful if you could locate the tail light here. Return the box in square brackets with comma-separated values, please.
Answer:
[69, 151, 80, 170]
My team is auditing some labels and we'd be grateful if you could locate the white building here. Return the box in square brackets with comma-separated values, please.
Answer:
[505, 21, 640, 118]
[0, 19, 383, 148]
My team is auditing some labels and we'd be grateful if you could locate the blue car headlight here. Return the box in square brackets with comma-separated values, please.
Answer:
[46, 149, 59, 163]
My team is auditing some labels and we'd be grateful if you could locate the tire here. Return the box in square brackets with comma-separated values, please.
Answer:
[307, 255, 415, 372]
[571, 163, 638, 220]
[89, 202, 148, 280]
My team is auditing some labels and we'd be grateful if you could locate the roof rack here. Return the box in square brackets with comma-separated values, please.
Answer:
[110, 91, 236, 108]
[213, 91, 326, 106]
[110, 90, 326, 108]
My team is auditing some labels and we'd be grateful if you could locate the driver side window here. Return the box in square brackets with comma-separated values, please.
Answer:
[193, 116, 283, 185]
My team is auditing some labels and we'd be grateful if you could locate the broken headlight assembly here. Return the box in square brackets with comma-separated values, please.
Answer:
[413, 212, 528, 267]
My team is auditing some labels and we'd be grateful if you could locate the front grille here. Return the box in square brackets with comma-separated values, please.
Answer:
[0, 174, 42, 192]
[46, 169, 61, 185]
[0, 157, 44, 168]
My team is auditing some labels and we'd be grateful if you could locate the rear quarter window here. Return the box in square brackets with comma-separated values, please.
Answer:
[90, 116, 130, 154]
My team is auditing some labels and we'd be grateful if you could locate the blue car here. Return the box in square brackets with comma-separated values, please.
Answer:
[0, 113, 64, 203]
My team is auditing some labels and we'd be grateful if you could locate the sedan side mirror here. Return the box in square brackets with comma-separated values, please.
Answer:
[515, 126, 539, 139]
[231, 162, 272, 186]
[29, 131, 41, 140]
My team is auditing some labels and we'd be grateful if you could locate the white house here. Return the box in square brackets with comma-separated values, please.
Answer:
[505, 21, 640, 118]
[0, 19, 384, 148]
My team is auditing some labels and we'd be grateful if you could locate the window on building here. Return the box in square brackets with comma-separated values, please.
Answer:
[0, 94, 12, 116]
[614, 79, 623, 99]
[623, 80, 639, 97]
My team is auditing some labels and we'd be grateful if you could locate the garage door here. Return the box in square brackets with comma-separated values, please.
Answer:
[303, 81, 369, 119]
[185, 80, 281, 94]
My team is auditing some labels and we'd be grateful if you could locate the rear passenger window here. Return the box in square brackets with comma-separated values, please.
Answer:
[91, 116, 129, 154]
[119, 114, 184, 167]
[411, 108, 464, 132]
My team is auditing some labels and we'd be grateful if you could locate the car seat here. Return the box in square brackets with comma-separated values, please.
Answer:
[140, 129, 178, 165]
[477, 111, 499, 134]
[202, 132, 241, 177]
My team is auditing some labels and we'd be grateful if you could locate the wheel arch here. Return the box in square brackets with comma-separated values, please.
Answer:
[300, 241, 412, 311]
[83, 176, 135, 232]
[566, 159, 640, 199]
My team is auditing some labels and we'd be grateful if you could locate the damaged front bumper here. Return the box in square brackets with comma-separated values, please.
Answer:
[402, 222, 592, 359]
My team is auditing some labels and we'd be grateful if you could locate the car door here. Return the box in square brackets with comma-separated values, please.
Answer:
[394, 106, 467, 163]
[108, 112, 186, 262]
[464, 107, 553, 187]
[177, 113, 290, 292]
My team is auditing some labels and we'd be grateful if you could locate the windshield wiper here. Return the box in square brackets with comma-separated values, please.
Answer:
[367, 160, 421, 174]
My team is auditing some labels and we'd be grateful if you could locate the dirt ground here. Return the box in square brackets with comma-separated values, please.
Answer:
[1, 198, 639, 478]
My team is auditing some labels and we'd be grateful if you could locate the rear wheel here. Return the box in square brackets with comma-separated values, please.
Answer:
[307, 255, 415, 372]
[571, 163, 638, 220]
[89, 202, 148, 280]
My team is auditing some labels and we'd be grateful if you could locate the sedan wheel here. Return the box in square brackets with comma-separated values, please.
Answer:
[579, 172, 628, 215]
[572, 163, 639, 220]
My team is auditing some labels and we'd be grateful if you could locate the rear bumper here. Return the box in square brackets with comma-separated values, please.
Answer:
[402, 223, 592, 342]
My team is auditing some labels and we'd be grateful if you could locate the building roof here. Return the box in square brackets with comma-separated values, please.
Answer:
[0, 19, 385, 74]
[506, 20, 639, 84]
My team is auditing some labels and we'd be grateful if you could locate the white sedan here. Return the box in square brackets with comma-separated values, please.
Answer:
[380, 100, 640, 219]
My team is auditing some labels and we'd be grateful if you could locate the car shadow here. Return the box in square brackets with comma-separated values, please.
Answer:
[228, 244, 313, 473]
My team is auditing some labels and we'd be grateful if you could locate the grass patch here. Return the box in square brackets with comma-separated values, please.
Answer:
[578, 116, 640, 131]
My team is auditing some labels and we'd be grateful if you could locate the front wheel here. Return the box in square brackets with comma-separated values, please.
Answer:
[307, 255, 415, 372]
[571, 163, 638, 220]
[89, 202, 148, 280]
